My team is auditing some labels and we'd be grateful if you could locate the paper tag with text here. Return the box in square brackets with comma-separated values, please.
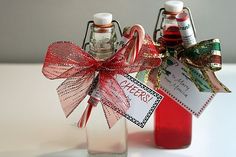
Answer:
[159, 57, 215, 117]
[90, 74, 163, 128]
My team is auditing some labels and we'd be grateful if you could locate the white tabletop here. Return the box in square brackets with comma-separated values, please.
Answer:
[0, 64, 235, 157]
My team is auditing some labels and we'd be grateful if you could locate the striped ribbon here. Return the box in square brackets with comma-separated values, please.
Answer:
[136, 38, 230, 93]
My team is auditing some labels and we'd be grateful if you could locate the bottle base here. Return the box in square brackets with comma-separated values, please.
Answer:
[155, 144, 191, 149]
[87, 152, 127, 157]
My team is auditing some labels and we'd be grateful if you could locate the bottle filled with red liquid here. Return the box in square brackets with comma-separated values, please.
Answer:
[153, 0, 193, 149]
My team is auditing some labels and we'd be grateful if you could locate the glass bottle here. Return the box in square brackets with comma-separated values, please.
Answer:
[153, 1, 194, 149]
[85, 13, 127, 157]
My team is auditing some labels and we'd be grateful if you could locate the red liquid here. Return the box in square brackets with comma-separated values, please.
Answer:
[160, 26, 182, 47]
[154, 90, 192, 148]
[154, 26, 192, 149]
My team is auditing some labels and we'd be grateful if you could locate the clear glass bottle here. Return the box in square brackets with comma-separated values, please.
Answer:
[153, 1, 192, 149]
[85, 13, 127, 157]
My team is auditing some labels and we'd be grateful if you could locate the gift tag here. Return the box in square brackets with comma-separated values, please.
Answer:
[90, 74, 163, 128]
[159, 57, 215, 117]
[115, 74, 163, 128]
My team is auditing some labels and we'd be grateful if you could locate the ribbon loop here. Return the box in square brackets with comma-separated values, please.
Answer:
[182, 39, 222, 71]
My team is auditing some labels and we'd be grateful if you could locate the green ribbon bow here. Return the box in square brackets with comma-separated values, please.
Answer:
[137, 39, 231, 93]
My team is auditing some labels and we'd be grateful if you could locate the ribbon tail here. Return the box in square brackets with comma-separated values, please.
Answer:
[187, 66, 231, 93]
[102, 102, 123, 129]
[57, 73, 94, 118]
[201, 69, 231, 93]
[99, 73, 130, 128]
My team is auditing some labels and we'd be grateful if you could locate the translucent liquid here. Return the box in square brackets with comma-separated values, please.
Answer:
[86, 104, 127, 157]
[154, 26, 192, 149]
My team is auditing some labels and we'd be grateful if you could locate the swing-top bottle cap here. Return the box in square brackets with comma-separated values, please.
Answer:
[93, 13, 112, 26]
[164, 0, 184, 13]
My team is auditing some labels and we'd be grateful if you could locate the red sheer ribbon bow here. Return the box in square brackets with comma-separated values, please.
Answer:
[42, 25, 162, 128]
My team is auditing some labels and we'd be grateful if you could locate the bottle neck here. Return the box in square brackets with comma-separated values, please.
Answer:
[162, 11, 181, 29]
[89, 23, 117, 61]
[160, 10, 183, 47]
